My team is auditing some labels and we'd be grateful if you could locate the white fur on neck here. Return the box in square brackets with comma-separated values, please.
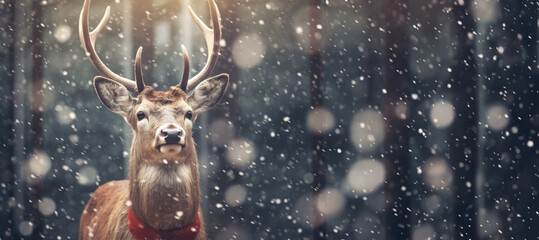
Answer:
[133, 162, 197, 229]
[138, 164, 192, 187]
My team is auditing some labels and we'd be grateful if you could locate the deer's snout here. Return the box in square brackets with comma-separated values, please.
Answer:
[157, 124, 186, 145]
[162, 129, 182, 144]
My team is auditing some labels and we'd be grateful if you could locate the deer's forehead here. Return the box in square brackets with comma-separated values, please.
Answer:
[137, 98, 191, 113]
[138, 88, 187, 103]
[138, 99, 188, 109]
[136, 88, 190, 109]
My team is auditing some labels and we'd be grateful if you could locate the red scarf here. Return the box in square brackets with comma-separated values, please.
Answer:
[128, 208, 200, 240]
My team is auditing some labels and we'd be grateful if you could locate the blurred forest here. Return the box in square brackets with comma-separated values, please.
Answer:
[0, 0, 537, 239]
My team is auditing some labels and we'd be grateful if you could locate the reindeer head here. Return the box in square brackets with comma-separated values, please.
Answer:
[80, 0, 227, 164]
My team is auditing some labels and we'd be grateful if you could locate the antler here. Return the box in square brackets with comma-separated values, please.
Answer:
[177, 0, 222, 92]
[178, 45, 190, 91]
[79, 0, 146, 94]
[80, 0, 222, 94]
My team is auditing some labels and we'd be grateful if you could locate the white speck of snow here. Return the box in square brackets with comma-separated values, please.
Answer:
[283, 116, 290, 122]
[175, 211, 184, 220]
[497, 46, 504, 54]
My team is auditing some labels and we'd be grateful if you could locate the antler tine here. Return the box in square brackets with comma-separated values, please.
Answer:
[178, 45, 190, 92]
[135, 47, 146, 93]
[185, 0, 222, 92]
[89, 5, 109, 46]
[79, 0, 138, 93]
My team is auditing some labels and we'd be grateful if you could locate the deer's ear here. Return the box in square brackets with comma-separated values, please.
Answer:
[188, 73, 229, 113]
[94, 76, 136, 115]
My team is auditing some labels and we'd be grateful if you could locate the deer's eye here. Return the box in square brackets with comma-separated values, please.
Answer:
[185, 111, 193, 120]
[136, 111, 146, 121]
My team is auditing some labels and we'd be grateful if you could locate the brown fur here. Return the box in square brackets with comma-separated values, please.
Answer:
[81, 73, 227, 240]
[79, 90, 207, 240]
[79, 180, 132, 240]
[139, 87, 187, 105]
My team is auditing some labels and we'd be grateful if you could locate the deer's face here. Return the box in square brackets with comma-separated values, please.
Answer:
[93, 74, 228, 163]
[130, 88, 193, 159]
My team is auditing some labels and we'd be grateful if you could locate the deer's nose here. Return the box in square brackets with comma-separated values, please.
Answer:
[162, 129, 182, 144]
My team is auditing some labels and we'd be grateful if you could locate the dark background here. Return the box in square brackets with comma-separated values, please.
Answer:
[0, 0, 537, 239]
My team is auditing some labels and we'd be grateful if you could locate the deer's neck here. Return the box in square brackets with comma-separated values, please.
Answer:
[128, 142, 200, 230]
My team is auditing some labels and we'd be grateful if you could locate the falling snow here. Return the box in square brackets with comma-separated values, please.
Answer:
[0, 0, 537, 239]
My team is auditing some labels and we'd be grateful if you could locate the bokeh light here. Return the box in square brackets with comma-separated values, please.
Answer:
[38, 197, 56, 216]
[430, 101, 455, 128]
[472, 0, 499, 23]
[350, 110, 385, 152]
[18, 221, 33, 236]
[412, 224, 436, 240]
[232, 33, 265, 69]
[316, 187, 346, 219]
[54, 24, 72, 43]
[345, 159, 385, 196]
[55, 104, 76, 125]
[209, 119, 235, 146]
[28, 151, 51, 178]
[224, 184, 247, 207]
[486, 105, 510, 131]
[77, 166, 98, 186]
[423, 157, 452, 191]
[307, 107, 335, 134]
[226, 139, 256, 169]
[421, 194, 441, 214]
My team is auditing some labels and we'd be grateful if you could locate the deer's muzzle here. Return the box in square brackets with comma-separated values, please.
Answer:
[155, 124, 186, 154]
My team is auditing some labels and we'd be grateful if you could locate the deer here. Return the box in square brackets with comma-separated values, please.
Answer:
[78, 0, 227, 239]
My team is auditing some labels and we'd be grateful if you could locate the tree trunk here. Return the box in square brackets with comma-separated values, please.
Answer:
[132, 0, 154, 84]
[498, 1, 538, 238]
[449, 0, 479, 239]
[206, 1, 243, 236]
[30, 0, 45, 237]
[382, 0, 412, 239]
[365, 0, 383, 105]
[307, 1, 326, 239]
[1, 0, 17, 236]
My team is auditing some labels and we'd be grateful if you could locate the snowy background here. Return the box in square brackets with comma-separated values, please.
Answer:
[0, 0, 537, 239]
